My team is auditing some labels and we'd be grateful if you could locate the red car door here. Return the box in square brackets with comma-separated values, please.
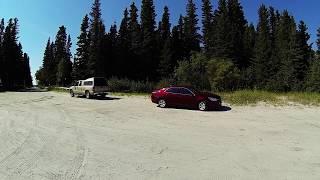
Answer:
[165, 87, 181, 106]
[178, 88, 196, 108]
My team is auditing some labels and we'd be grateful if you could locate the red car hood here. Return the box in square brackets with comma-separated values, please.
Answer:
[196, 92, 221, 99]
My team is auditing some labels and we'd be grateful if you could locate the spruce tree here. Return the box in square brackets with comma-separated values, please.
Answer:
[268, 7, 281, 86]
[227, 0, 247, 68]
[272, 11, 299, 91]
[293, 21, 312, 90]
[158, 38, 173, 78]
[211, 0, 232, 59]
[2, 18, 19, 89]
[158, 7, 173, 78]
[243, 23, 256, 67]
[160, 6, 171, 44]
[171, 15, 186, 67]
[23, 53, 33, 87]
[104, 24, 117, 78]
[184, 0, 200, 58]
[55, 27, 72, 86]
[117, 8, 131, 78]
[253, 5, 271, 88]
[73, 15, 90, 80]
[128, 2, 142, 79]
[201, 0, 213, 54]
[141, 0, 157, 80]
[88, 0, 106, 77]
[0, 19, 4, 84]
[305, 28, 320, 92]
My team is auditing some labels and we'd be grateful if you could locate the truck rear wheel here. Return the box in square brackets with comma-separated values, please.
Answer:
[85, 91, 91, 99]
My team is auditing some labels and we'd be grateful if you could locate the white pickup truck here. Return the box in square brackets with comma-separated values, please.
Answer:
[69, 77, 108, 99]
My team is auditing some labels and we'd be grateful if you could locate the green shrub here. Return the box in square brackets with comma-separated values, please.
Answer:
[175, 53, 211, 90]
[107, 77, 154, 93]
[155, 78, 176, 90]
[206, 58, 240, 91]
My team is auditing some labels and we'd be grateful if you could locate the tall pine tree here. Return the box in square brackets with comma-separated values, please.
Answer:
[184, 0, 200, 58]
[117, 8, 131, 78]
[158, 6, 173, 78]
[227, 0, 247, 68]
[141, 0, 157, 80]
[253, 5, 271, 88]
[73, 15, 90, 80]
[305, 27, 320, 92]
[88, 0, 106, 77]
[128, 2, 142, 79]
[211, 0, 232, 59]
[201, 0, 213, 55]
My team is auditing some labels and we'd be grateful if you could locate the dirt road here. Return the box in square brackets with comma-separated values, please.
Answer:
[0, 92, 319, 179]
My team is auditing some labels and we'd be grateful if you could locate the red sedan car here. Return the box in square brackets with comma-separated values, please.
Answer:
[151, 86, 222, 111]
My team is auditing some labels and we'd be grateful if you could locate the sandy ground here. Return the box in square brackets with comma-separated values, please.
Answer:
[0, 91, 319, 180]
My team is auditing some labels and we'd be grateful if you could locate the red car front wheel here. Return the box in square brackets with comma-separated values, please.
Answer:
[198, 101, 207, 111]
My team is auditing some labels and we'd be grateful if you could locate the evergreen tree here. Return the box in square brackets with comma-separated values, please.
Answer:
[317, 28, 320, 54]
[88, 0, 106, 77]
[141, 0, 157, 80]
[1, 18, 32, 89]
[158, 37, 173, 78]
[55, 27, 72, 86]
[117, 8, 131, 78]
[201, 0, 213, 54]
[128, 2, 142, 79]
[268, 7, 281, 85]
[253, 5, 271, 88]
[172, 15, 187, 62]
[227, 0, 247, 68]
[23, 53, 33, 87]
[211, 0, 232, 59]
[2, 18, 20, 89]
[269, 11, 301, 91]
[306, 28, 320, 92]
[292, 21, 312, 90]
[42, 39, 56, 86]
[0, 18, 4, 84]
[184, 0, 200, 58]
[159, 6, 171, 45]
[243, 23, 256, 67]
[171, 15, 186, 68]
[73, 14, 90, 80]
[241, 23, 256, 88]
[158, 6, 173, 78]
[104, 23, 117, 78]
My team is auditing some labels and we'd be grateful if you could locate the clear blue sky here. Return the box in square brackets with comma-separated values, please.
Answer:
[1, 0, 320, 80]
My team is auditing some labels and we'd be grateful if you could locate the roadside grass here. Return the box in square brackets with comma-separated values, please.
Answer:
[110, 92, 149, 97]
[220, 90, 320, 106]
[47, 87, 69, 93]
[285, 92, 320, 106]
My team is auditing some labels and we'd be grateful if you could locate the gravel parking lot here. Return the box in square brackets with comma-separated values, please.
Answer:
[0, 91, 320, 179]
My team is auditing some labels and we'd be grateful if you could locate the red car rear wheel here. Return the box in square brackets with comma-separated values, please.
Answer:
[158, 99, 167, 108]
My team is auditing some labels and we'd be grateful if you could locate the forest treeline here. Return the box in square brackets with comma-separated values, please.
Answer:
[0, 18, 33, 90]
[36, 0, 320, 92]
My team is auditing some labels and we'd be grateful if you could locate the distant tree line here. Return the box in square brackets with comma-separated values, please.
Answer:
[36, 0, 320, 92]
[0, 18, 33, 90]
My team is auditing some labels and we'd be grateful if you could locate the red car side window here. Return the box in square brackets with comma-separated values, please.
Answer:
[166, 88, 179, 94]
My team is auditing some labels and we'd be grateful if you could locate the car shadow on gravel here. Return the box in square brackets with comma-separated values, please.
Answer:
[164, 105, 232, 112]
[8, 88, 49, 92]
[213, 106, 232, 112]
[90, 96, 122, 101]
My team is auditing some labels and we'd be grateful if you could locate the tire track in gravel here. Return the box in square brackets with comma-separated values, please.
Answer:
[0, 94, 57, 179]
[47, 99, 89, 180]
